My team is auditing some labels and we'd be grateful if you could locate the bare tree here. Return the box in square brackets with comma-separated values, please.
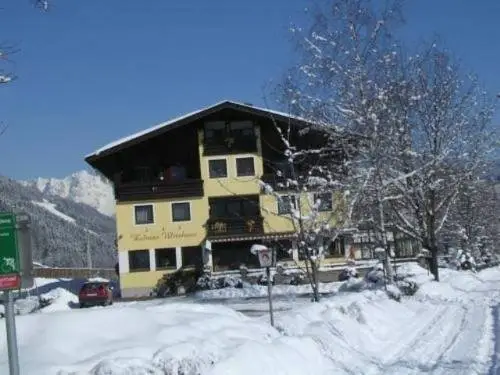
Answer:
[272, 0, 408, 283]
[259, 111, 366, 302]
[0, 1, 49, 137]
[439, 173, 499, 265]
[33, 0, 50, 11]
[388, 43, 497, 281]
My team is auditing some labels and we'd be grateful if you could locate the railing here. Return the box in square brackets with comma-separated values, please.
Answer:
[33, 267, 117, 280]
[203, 137, 258, 156]
[115, 179, 204, 201]
[206, 216, 264, 237]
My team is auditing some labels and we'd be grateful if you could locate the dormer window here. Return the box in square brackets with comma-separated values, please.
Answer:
[204, 121, 226, 144]
[204, 120, 257, 155]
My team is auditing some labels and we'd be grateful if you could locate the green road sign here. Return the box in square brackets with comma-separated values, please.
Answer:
[0, 213, 20, 275]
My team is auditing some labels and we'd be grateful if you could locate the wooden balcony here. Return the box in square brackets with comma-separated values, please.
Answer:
[203, 137, 257, 156]
[115, 179, 204, 202]
[206, 216, 264, 238]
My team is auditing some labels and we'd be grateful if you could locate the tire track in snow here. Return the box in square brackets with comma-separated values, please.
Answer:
[384, 304, 467, 374]
[368, 301, 491, 375]
[375, 303, 449, 368]
[429, 303, 490, 375]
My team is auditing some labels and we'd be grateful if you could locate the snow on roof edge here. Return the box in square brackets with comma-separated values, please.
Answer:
[85, 100, 228, 158]
[85, 100, 330, 159]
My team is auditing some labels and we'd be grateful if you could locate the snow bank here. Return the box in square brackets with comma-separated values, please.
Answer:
[33, 277, 61, 287]
[87, 277, 110, 283]
[0, 296, 40, 317]
[0, 287, 78, 317]
[399, 262, 500, 304]
[195, 282, 340, 299]
[0, 302, 334, 374]
[39, 287, 78, 313]
[0, 263, 498, 374]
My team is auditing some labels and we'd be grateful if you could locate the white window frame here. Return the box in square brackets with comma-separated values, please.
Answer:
[277, 194, 298, 215]
[154, 247, 177, 270]
[171, 201, 192, 223]
[313, 192, 333, 212]
[207, 157, 229, 179]
[235, 156, 255, 177]
[133, 203, 155, 226]
[128, 249, 151, 272]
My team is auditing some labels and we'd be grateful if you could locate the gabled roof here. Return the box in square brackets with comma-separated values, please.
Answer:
[85, 100, 318, 162]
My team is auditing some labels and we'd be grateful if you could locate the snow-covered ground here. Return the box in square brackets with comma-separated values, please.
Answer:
[196, 281, 341, 300]
[1, 263, 500, 374]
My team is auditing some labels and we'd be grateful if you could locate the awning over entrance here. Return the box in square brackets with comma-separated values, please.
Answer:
[208, 232, 297, 243]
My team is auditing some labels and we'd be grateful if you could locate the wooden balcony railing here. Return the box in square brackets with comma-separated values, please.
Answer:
[115, 179, 204, 202]
[203, 137, 257, 156]
[206, 216, 264, 238]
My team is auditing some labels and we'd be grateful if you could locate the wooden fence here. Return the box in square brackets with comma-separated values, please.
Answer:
[33, 267, 117, 280]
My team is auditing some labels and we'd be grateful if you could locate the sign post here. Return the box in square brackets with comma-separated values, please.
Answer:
[0, 212, 32, 375]
[251, 244, 274, 327]
[374, 247, 387, 291]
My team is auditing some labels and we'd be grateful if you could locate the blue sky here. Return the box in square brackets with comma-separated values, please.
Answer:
[0, 0, 498, 180]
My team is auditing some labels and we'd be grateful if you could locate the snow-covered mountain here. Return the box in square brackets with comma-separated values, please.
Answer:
[21, 170, 115, 217]
[0, 176, 116, 268]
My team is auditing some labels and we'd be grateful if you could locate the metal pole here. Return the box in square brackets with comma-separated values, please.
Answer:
[4, 290, 20, 375]
[382, 265, 388, 291]
[86, 232, 93, 280]
[86, 232, 92, 270]
[266, 266, 274, 327]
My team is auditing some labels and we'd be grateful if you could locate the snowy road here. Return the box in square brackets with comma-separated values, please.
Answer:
[1, 264, 500, 374]
[118, 268, 500, 375]
[370, 301, 492, 374]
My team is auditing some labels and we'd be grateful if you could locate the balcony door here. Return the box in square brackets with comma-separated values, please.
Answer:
[207, 195, 262, 236]
[209, 195, 260, 220]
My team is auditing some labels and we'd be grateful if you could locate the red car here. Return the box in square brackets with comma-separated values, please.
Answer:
[78, 281, 113, 308]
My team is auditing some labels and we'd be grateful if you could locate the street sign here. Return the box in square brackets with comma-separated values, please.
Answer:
[374, 247, 387, 261]
[251, 244, 274, 268]
[16, 214, 33, 289]
[258, 250, 273, 268]
[0, 212, 25, 375]
[0, 275, 20, 289]
[0, 213, 20, 290]
[250, 243, 275, 327]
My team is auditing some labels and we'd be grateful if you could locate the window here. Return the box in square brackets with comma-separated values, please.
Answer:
[275, 240, 294, 261]
[313, 192, 333, 212]
[323, 237, 345, 259]
[204, 121, 255, 142]
[229, 121, 254, 138]
[203, 121, 257, 155]
[172, 202, 191, 222]
[209, 196, 260, 219]
[129, 250, 150, 272]
[278, 195, 297, 215]
[134, 204, 154, 225]
[204, 121, 226, 143]
[155, 248, 176, 269]
[182, 246, 202, 268]
[236, 157, 255, 177]
[208, 159, 227, 178]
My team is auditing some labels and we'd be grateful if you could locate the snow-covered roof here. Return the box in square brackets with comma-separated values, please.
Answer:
[85, 100, 317, 160]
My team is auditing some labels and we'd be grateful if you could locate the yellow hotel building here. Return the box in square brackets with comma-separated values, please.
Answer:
[85, 101, 347, 297]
